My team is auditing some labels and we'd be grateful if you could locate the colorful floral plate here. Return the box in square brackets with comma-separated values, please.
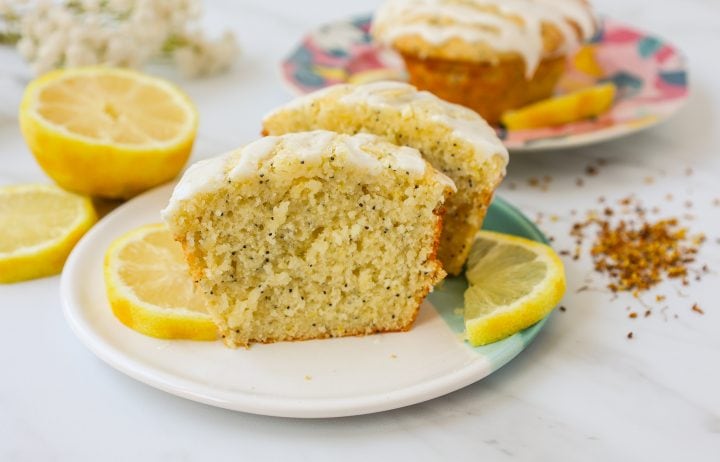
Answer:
[61, 182, 551, 418]
[281, 16, 689, 152]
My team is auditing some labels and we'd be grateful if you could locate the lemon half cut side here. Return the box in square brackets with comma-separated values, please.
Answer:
[20, 67, 198, 199]
[104, 223, 217, 340]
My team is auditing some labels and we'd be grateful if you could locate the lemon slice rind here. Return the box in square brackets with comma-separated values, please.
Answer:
[0, 184, 97, 283]
[463, 230, 566, 346]
[103, 223, 217, 341]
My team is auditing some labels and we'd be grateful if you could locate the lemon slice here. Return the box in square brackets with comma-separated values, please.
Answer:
[463, 231, 566, 346]
[104, 223, 217, 340]
[20, 67, 198, 199]
[501, 83, 616, 130]
[0, 184, 96, 283]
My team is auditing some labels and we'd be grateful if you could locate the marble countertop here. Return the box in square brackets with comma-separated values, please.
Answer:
[1, 0, 719, 460]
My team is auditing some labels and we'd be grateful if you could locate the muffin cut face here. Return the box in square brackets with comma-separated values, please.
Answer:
[162, 131, 454, 347]
[262, 81, 508, 275]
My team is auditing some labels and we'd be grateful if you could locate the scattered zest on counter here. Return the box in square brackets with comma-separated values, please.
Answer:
[563, 194, 710, 338]
[570, 198, 706, 294]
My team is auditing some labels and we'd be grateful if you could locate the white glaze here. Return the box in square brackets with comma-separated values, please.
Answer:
[372, 0, 596, 77]
[335, 81, 509, 167]
[264, 81, 508, 168]
[344, 132, 456, 190]
[164, 130, 455, 218]
[228, 136, 281, 180]
[161, 151, 234, 219]
[338, 80, 431, 108]
[342, 132, 392, 173]
[395, 145, 457, 191]
[242, 130, 429, 176]
[430, 112, 506, 161]
[390, 145, 429, 176]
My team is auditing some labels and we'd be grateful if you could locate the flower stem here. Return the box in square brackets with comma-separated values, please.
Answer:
[0, 32, 20, 44]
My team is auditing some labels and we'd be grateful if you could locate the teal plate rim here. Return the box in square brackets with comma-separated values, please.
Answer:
[427, 194, 552, 373]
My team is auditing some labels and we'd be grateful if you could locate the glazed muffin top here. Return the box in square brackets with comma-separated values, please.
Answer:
[372, 0, 597, 76]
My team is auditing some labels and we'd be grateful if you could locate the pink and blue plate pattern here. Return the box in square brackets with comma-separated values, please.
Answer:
[282, 15, 689, 151]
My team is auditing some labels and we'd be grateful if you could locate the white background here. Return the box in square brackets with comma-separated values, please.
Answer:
[1, 0, 719, 460]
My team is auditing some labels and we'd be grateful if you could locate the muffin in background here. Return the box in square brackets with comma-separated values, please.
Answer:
[371, 0, 597, 124]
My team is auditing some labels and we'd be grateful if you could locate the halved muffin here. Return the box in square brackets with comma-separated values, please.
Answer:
[162, 130, 455, 347]
[371, 0, 597, 124]
[262, 81, 508, 275]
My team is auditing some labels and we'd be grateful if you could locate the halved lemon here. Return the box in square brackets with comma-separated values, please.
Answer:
[104, 223, 217, 340]
[20, 67, 198, 199]
[501, 83, 616, 130]
[0, 184, 96, 283]
[463, 231, 566, 346]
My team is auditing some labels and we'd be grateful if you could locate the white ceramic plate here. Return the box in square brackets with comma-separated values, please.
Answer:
[61, 183, 550, 418]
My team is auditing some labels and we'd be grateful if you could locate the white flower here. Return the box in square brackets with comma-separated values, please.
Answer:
[35, 42, 61, 72]
[107, 0, 132, 12]
[10, 0, 238, 77]
[104, 39, 123, 63]
[30, 17, 52, 39]
[172, 46, 196, 76]
[68, 25, 87, 44]
[0, 0, 16, 16]
[52, 9, 73, 29]
[34, 0, 52, 15]
[46, 30, 68, 50]
[17, 37, 35, 59]
[79, 0, 101, 14]
[172, 29, 238, 77]
[65, 43, 92, 66]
